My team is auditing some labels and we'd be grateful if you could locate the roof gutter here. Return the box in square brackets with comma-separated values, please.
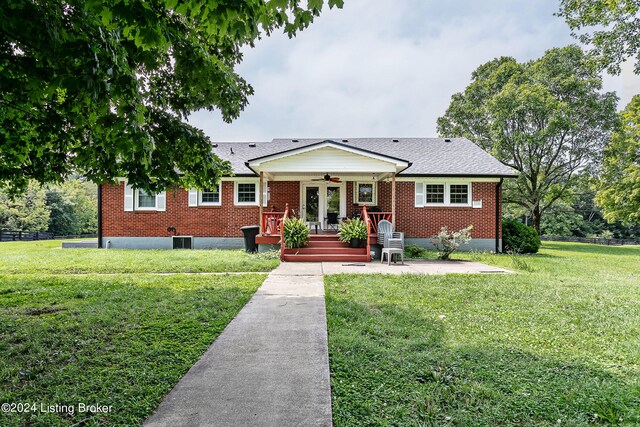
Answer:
[243, 162, 259, 175]
[398, 173, 518, 178]
[97, 184, 103, 249]
[396, 162, 413, 174]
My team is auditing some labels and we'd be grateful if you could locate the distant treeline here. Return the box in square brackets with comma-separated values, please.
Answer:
[0, 179, 97, 235]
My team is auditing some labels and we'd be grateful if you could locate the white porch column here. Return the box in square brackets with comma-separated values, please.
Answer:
[259, 171, 264, 234]
[391, 173, 396, 228]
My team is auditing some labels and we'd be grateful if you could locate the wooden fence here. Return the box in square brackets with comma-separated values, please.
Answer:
[542, 235, 640, 246]
[0, 230, 54, 242]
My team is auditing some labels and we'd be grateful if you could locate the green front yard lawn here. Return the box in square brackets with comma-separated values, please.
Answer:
[0, 273, 265, 426]
[325, 242, 640, 426]
[0, 240, 279, 274]
[0, 240, 272, 426]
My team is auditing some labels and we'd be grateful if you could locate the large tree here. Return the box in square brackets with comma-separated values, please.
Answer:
[437, 46, 618, 233]
[0, 0, 342, 194]
[46, 178, 98, 235]
[595, 95, 640, 223]
[558, 0, 640, 74]
[0, 181, 49, 231]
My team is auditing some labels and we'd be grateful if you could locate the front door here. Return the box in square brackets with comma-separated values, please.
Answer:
[301, 182, 345, 230]
[302, 185, 320, 226]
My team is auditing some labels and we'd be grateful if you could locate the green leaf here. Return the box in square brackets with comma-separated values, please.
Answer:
[308, 0, 323, 10]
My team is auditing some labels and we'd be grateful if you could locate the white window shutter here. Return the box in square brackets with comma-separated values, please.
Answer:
[415, 182, 424, 207]
[156, 191, 166, 211]
[124, 183, 134, 211]
[188, 189, 198, 207]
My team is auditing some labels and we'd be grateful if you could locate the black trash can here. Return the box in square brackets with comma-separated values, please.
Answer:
[240, 225, 260, 253]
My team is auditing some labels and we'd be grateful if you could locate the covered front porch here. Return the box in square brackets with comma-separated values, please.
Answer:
[247, 140, 409, 261]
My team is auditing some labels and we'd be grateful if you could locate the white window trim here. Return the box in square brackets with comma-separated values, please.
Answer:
[135, 189, 158, 211]
[448, 183, 472, 206]
[354, 181, 377, 205]
[423, 182, 447, 207]
[199, 184, 222, 206]
[234, 180, 268, 206]
[416, 181, 472, 207]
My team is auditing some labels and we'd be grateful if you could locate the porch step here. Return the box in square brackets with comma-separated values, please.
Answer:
[308, 234, 341, 240]
[283, 233, 371, 262]
[284, 247, 366, 255]
[282, 254, 371, 263]
[305, 240, 349, 248]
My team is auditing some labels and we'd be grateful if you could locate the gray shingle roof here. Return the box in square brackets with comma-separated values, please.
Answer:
[211, 138, 517, 177]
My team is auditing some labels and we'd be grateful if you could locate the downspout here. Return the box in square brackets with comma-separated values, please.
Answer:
[97, 184, 103, 248]
[495, 178, 503, 253]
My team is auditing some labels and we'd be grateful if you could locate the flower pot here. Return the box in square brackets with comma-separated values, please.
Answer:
[349, 238, 360, 248]
[359, 239, 367, 248]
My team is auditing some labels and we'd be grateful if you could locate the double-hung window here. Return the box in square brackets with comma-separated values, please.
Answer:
[200, 185, 221, 206]
[415, 182, 471, 207]
[425, 184, 445, 204]
[449, 184, 469, 204]
[236, 183, 256, 204]
[188, 184, 222, 207]
[124, 182, 166, 211]
[136, 189, 157, 209]
[234, 181, 268, 206]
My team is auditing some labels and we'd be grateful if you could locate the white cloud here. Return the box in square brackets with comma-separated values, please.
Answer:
[188, 0, 640, 141]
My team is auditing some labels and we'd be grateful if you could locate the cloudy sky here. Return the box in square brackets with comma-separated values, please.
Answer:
[189, 0, 640, 142]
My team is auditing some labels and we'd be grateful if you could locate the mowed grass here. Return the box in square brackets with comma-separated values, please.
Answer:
[0, 273, 266, 426]
[325, 242, 640, 426]
[0, 240, 279, 274]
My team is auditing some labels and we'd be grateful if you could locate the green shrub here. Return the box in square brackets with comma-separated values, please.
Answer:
[431, 225, 473, 260]
[502, 220, 540, 254]
[338, 218, 367, 243]
[283, 217, 309, 249]
[405, 244, 426, 258]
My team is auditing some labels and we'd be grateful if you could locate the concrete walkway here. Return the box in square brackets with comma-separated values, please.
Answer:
[144, 263, 331, 427]
[144, 259, 507, 426]
[321, 259, 511, 275]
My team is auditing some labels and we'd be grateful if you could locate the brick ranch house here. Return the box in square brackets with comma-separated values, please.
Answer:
[98, 138, 516, 261]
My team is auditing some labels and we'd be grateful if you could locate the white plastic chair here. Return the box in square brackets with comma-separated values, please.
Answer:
[377, 219, 393, 246]
[381, 231, 405, 265]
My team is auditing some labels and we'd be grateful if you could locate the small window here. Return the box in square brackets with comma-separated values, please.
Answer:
[237, 183, 256, 203]
[136, 189, 156, 209]
[355, 182, 376, 205]
[200, 185, 220, 205]
[425, 184, 445, 204]
[173, 236, 192, 249]
[450, 184, 469, 204]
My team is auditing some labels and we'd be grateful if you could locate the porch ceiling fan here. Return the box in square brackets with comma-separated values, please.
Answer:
[312, 173, 341, 183]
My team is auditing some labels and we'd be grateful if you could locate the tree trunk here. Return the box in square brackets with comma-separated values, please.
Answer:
[531, 203, 542, 235]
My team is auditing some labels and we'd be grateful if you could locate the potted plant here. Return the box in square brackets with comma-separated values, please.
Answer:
[283, 216, 310, 249]
[338, 218, 368, 248]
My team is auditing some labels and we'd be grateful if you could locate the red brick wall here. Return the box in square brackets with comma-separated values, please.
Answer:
[101, 181, 300, 238]
[268, 181, 300, 215]
[102, 180, 501, 240]
[376, 181, 501, 239]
